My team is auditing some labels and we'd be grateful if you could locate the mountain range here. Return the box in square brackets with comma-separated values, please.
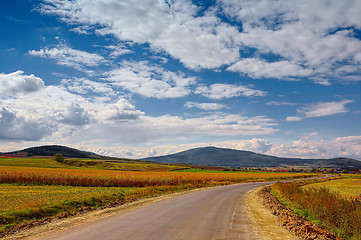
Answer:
[142, 146, 361, 169]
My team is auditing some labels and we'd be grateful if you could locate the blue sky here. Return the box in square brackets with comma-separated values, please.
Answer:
[1, 0, 361, 160]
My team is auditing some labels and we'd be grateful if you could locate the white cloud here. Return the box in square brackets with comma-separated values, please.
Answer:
[38, 0, 361, 82]
[227, 58, 313, 80]
[57, 113, 278, 146]
[217, 138, 272, 153]
[266, 101, 296, 106]
[94, 43, 134, 58]
[61, 78, 115, 96]
[195, 83, 266, 99]
[0, 77, 144, 141]
[98, 99, 144, 122]
[285, 116, 302, 122]
[286, 100, 353, 121]
[300, 100, 353, 118]
[268, 136, 361, 160]
[0, 70, 44, 96]
[184, 102, 226, 111]
[0, 107, 53, 141]
[59, 103, 91, 126]
[219, 0, 361, 83]
[106, 61, 196, 98]
[29, 44, 105, 71]
[39, 0, 241, 69]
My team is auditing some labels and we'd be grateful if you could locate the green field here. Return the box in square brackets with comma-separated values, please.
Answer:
[0, 157, 67, 168]
[303, 178, 361, 197]
[0, 184, 137, 212]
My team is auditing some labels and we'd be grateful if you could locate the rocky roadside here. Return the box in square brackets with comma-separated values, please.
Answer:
[257, 186, 342, 240]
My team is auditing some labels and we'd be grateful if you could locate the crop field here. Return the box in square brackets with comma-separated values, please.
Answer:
[0, 184, 136, 212]
[0, 166, 313, 187]
[302, 178, 361, 198]
[272, 178, 361, 239]
[0, 156, 184, 171]
[0, 157, 314, 234]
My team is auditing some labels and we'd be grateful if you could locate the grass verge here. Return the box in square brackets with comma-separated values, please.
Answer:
[271, 179, 361, 240]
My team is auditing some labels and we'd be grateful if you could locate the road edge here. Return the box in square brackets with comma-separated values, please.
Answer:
[247, 186, 299, 240]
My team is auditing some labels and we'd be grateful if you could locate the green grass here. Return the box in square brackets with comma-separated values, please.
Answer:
[0, 157, 68, 168]
[0, 183, 136, 212]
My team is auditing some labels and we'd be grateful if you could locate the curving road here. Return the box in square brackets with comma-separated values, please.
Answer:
[40, 182, 273, 240]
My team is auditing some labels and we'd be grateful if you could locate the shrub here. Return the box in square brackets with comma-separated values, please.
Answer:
[54, 153, 64, 163]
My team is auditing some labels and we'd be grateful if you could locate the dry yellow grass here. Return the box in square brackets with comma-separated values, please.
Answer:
[302, 178, 361, 198]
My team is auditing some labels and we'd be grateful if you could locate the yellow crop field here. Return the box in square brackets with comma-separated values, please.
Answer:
[0, 166, 312, 187]
[303, 178, 361, 197]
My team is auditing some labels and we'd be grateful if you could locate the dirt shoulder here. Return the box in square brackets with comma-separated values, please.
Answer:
[247, 186, 299, 240]
[251, 186, 342, 240]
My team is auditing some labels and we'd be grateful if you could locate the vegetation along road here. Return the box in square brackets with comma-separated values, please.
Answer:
[39, 182, 272, 240]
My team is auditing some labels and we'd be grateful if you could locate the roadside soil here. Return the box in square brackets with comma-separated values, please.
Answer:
[255, 186, 342, 240]
[247, 186, 299, 240]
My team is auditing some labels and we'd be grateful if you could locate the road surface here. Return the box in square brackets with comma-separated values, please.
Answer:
[40, 182, 273, 240]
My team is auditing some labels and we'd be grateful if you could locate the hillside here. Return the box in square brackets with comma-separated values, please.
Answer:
[0, 145, 131, 161]
[142, 146, 361, 169]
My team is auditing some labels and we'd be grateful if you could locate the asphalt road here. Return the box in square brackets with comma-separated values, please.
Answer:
[40, 182, 273, 240]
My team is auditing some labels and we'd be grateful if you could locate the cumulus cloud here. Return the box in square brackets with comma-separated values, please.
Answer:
[29, 44, 105, 71]
[0, 79, 144, 141]
[184, 102, 226, 111]
[268, 136, 361, 160]
[0, 70, 44, 96]
[37, 0, 361, 82]
[59, 103, 91, 126]
[219, 0, 361, 83]
[0, 107, 53, 141]
[106, 61, 196, 98]
[195, 83, 266, 99]
[216, 138, 272, 153]
[39, 0, 241, 69]
[98, 99, 144, 122]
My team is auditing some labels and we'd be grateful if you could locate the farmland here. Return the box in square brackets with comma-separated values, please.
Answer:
[302, 178, 361, 198]
[272, 177, 361, 239]
[0, 156, 314, 235]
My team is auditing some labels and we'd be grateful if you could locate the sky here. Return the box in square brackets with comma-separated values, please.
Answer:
[0, 0, 361, 160]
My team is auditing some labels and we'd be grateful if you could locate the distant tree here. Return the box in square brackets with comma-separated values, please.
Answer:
[54, 153, 64, 163]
